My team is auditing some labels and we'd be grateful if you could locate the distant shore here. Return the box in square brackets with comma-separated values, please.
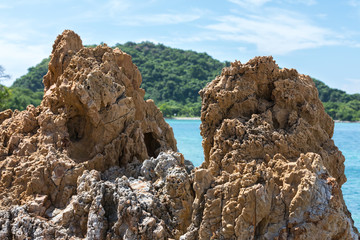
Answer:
[165, 118, 360, 122]
[165, 117, 201, 120]
[334, 120, 360, 123]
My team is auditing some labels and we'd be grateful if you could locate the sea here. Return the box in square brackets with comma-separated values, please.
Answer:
[166, 119, 360, 230]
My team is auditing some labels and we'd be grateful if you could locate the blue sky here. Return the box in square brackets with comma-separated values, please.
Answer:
[1, 0, 360, 93]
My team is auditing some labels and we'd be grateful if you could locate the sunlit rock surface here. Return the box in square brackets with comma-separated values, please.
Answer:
[0, 31, 358, 239]
[184, 57, 358, 239]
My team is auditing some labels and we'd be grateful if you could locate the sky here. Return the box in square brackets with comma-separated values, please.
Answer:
[0, 0, 360, 93]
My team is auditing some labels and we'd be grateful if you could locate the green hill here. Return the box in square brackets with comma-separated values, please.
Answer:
[113, 42, 228, 117]
[313, 79, 360, 121]
[1, 58, 49, 110]
[2, 42, 360, 121]
[12, 58, 49, 92]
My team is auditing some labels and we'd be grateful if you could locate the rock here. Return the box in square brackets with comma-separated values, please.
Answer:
[0, 151, 193, 239]
[0, 30, 177, 209]
[0, 31, 358, 240]
[183, 57, 359, 239]
[0, 31, 193, 240]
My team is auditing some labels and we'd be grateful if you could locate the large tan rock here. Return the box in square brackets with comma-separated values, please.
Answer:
[0, 30, 194, 240]
[0, 30, 177, 209]
[182, 57, 359, 239]
[0, 31, 358, 240]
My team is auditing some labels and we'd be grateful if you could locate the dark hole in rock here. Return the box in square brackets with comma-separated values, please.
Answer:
[67, 115, 85, 142]
[255, 216, 269, 237]
[272, 115, 280, 129]
[144, 132, 160, 158]
[103, 189, 118, 225]
[66, 115, 93, 162]
[3, 135, 9, 147]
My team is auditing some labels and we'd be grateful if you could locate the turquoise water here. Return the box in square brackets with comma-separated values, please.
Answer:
[333, 123, 360, 229]
[166, 119, 360, 230]
[167, 119, 204, 166]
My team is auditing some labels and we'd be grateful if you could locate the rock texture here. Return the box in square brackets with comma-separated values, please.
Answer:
[183, 57, 359, 239]
[0, 30, 191, 239]
[0, 151, 193, 239]
[0, 30, 358, 240]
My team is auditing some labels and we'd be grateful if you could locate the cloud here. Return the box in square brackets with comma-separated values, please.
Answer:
[228, 0, 316, 8]
[228, 0, 272, 7]
[286, 0, 317, 5]
[0, 40, 50, 86]
[66, 0, 132, 22]
[73, 1, 202, 26]
[0, 18, 53, 85]
[0, 4, 11, 9]
[115, 11, 203, 26]
[105, 0, 131, 17]
[348, 0, 360, 7]
[342, 78, 360, 94]
[205, 9, 340, 55]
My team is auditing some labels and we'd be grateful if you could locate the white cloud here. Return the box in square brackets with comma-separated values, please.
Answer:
[348, 0, 360, 7]
[73, 1, 202, 26]
[0, 40, 50, 86]
[162, 34, 220, 45]
[205, 9, 340, 55]
[238, 46, 247, 51]
[0, 19, 52, 85]
[228, 0, 272, 7]
[342, 79, 360, 94]
[67, 0, 132, 21]
[106, 0, 130, 10]
[0, 4, 11, 9]
[228, 0, 316, 8]
[115, 11, 203, 26]
[286, 0, 317, 6]
[316, 13, 327, 19]
[105, 0, 131, 17]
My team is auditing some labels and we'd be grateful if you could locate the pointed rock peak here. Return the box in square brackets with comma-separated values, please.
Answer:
[44, 30, 83, 90]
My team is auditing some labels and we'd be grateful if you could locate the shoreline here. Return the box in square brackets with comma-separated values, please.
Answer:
[165, 118, 360, 123]
[334, 120, 360, 123]
[165, 117, 201, 120]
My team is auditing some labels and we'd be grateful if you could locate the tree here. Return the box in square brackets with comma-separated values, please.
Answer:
[0, 65, 11, 110]
[0, 65, 10, 80]
[12, 58, 49, 92]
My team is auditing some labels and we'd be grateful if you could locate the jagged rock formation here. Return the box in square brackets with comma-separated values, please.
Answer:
[182, 57, 359, 239]
[0, 151, 194, 239]
[0, 30, 190, 239]
[0, 30, 358, 240]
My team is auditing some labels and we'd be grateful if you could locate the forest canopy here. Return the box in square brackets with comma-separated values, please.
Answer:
[1, 42, 359, 121]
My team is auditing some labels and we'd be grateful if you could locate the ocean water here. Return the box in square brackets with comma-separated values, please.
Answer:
[166, 119, 360, 230]
[333, 123, 360, 230]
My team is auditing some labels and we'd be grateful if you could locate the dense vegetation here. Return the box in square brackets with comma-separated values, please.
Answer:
[313, 79, 360, 121]
[1, 42, 360, 121]
[12, 58, 49, 92]
[0, 66, 11, 110]
[0, 59, 48, 110]
[113, 42, 228, 117]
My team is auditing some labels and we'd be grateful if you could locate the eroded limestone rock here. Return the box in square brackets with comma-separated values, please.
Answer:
[183, 57, 359, 239]
[0, 151, 193, 239]
[0, 31, 358, 240]
[0, 30, 177, 214]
